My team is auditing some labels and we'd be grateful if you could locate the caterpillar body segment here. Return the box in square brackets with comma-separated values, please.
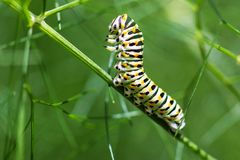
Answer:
[114, 60, 143, 72]
[133, 80, 158, 106]
[113, 68, 145, 86]
[116, 51, 143, 61]
[105, 14, 185, 131]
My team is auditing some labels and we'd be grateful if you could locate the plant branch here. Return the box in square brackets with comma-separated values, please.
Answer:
[3, 0, 22, 13]
[207, 63, 240, 101]
[194, 0, 240, 101]
[208, 0, 240, 36]
[37, 20, 112, 85]
[43, 0, 88, 18]
[203, 38, 238, 61]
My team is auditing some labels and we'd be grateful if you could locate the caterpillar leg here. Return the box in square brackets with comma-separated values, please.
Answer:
[105, 45, 119, 52]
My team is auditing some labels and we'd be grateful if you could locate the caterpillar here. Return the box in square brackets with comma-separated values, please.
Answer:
[105, 14, 185, 131]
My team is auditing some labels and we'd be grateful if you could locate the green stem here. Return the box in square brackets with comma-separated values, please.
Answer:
[22, 28, 32, 76]
[37, 21, 112, 85]
[203, 38, 237, 61]
[225, 23, 240, 35]
[207, 63, 240, 101]
[24, 85, 85, 121]
[194, 0, 240, 101]
[194, 0, 205, 59]
[104, 91, 115, 160]
[3, 0, 22, 13]
[0, 31, 43, 50]
[192, 0, 239, 63]
[208, 0, 240, 36]
[43, 0, 88, 18]
[16, 90, 27, 160]
[30, 92, 34, 160]
[32, 91, 88, 107]
[16, 24, 33, 160]
[179, 135, 216, 160]
[184, 40, 214, 118]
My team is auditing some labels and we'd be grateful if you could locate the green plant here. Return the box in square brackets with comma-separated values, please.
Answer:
[1, 0, 240, 160]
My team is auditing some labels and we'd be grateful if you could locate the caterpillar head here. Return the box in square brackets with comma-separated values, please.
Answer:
[108, 14, 128, 35]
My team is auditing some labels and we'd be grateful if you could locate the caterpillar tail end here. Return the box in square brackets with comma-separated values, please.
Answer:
[169, 119, 186, 133]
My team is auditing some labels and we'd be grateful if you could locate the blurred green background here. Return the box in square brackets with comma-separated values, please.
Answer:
[0, 0, 240, 159]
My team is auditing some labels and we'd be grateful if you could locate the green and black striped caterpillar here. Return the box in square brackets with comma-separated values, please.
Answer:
[105, 14, 185, 131]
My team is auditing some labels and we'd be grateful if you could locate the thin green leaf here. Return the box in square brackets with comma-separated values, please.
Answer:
[16, 27, 32, 160]
[107, 52, 116, 103]
[201, 103, 240, 146]
[208, 0, 240, 36]
[30, 94, 34, 160]
[16, 92, 26, 160]
[183, 42, 214, 116]
[43, 0, 88, 18]
[56, 111, 79, 148]
[32, 90, 91, 107]
[175, 142, 184, 160]
[118, 95, 133, 126]
[104, 91, 115, 160]
[55, 1, 62, 30]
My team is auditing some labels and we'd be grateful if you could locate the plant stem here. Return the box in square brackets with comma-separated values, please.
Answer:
[208, 0, 240, 36]
[16, 90, 27, 160]
[43, 0, 88, 18]
[203, 38, 237, 61]
[3, 0, 22, 13]
[16, 25, 33, 160]
[179, 135, 216, 160]
[194, 0, 240, 101]
[207, 63, 240, 101]
[30, 92, 34, 160]
[37, 20, 112, 85]
[22, 28, 32, 76]
[104, 91, 115, 160]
